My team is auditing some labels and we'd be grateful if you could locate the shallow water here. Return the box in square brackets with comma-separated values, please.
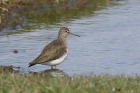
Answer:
[0, 0, 140, 76]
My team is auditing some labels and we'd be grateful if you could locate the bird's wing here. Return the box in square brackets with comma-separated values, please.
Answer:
[29, 39, 67, 67]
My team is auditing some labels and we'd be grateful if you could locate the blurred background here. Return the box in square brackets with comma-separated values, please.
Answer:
[0, 0, 140, 76]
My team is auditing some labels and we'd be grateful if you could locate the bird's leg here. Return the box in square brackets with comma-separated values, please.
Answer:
[51, 66, 53, 69]
[51, 65, 56, 69]
[54, 65, 56, 69]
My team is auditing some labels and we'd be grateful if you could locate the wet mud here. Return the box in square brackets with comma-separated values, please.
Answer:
[0, 0, 90, 31]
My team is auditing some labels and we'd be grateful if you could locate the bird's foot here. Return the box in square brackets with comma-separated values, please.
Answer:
[51, 65, 56, 69]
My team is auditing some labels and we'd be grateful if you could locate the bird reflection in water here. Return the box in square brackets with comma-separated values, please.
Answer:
[29, 69, 68, 77]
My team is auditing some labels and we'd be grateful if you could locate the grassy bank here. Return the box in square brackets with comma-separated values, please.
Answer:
[0, 0, 92, 30]
[0, 72, 140, 93]
[0, 0, 114, 31]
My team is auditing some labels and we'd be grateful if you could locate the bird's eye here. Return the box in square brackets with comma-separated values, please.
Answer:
[65, 30, 69, 32]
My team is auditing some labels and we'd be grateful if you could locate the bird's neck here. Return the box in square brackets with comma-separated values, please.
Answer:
[57, 37, 67, 47]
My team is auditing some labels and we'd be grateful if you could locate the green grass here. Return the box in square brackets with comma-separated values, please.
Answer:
[0, 73, 140, 93]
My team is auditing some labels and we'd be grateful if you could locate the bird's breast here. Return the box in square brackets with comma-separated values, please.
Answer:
[41, 51, 68, 66]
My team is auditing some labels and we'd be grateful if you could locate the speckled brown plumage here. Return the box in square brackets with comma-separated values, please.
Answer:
[29, 38, 67, 67]
[28, 27, 80, 69]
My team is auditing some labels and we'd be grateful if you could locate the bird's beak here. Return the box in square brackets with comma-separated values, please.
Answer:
[69, 32, 80, 37]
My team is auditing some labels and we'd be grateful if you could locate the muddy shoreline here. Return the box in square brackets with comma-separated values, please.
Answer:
[0, 65, 18, 73]
[0, 0, 90, 31]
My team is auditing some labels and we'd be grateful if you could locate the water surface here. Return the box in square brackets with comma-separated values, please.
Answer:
[0, 0, 140, 76]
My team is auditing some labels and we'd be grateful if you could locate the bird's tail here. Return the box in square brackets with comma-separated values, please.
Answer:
[28, 62, 35, 67]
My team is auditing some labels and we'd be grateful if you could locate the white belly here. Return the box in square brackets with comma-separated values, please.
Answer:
[41, 52, 68, 66]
